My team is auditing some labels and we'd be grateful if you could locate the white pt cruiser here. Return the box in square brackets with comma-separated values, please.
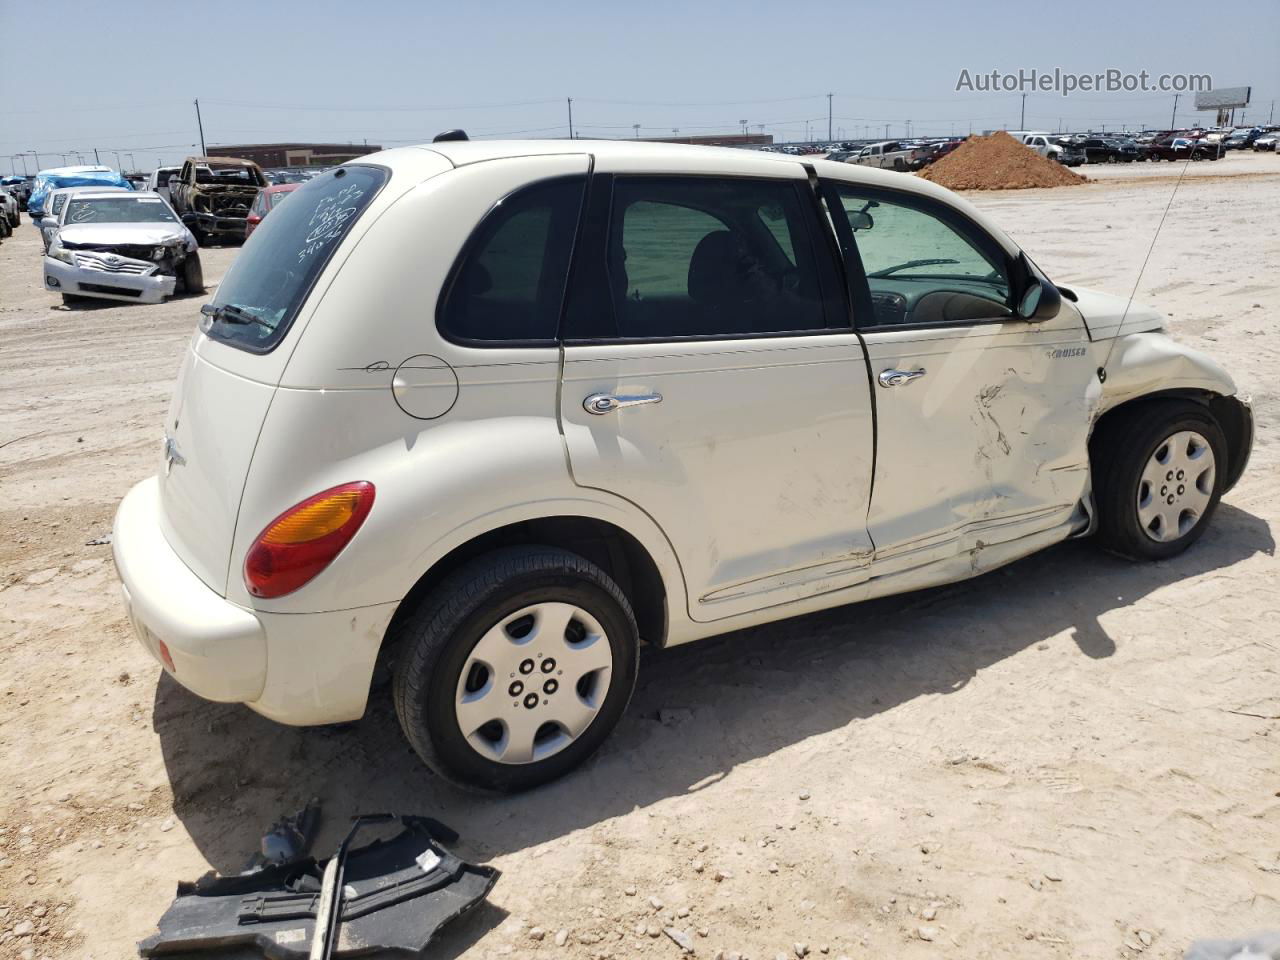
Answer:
[112, 138, 1253, 792]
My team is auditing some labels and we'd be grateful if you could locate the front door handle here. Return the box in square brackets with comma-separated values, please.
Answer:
[878, 368, 927, 388]
[583, 393, 663, 415]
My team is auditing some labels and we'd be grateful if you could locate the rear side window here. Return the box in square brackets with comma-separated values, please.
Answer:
[202, 164, 387, 354]
[438, 177, 585, 344]
[596, 177, 833, 340]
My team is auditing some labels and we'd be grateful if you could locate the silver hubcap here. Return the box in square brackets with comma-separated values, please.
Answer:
[1137, 430, 1215, 543]
[454, 602, 613, 765]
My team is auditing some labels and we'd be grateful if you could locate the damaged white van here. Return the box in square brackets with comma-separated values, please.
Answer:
[112, 137, 1253, 792]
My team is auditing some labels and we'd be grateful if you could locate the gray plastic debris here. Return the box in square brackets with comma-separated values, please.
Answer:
[138, 815, 498, 958]
[244, 800, 321, 872]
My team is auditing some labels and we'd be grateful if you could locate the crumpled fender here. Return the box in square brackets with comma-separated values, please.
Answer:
[1097, 332, 1237, 415]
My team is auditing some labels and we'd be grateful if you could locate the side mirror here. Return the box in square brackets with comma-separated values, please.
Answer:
[1016, 253, 1061, 322]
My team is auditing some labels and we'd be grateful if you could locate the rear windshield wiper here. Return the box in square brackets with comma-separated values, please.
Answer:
[200, 302, 274, 331]
[868, 258, 960, 278]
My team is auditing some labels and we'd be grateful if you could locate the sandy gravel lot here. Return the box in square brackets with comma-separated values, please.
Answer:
[1, 153, 1277, 960]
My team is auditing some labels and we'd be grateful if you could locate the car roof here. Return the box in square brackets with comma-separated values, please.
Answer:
[49, 185, 131, 196]
[354, 139, 1020, 255]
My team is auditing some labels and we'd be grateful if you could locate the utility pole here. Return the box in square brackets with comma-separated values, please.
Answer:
[827, 92, 833, 141]
[127, 153, 136, 172]
[567, 98, 574, 139]
[1020, 92, 1026, 129]
[113, 151, 122, 169]
[633, 123, 640, 138]
[93, 147, 100, 163]
[32, 150, 40, 170]
[1269, 100, 1275, 124]
[740, 119, 748, 138]
[884, 123, 889, 139]
[194, 98, 207, 155]
[1170, 93, 1179, 130]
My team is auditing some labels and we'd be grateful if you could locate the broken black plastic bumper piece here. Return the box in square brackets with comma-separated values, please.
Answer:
[138, 815, 499, 958]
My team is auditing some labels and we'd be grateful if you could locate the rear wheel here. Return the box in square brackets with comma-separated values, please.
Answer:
[1093, 401, 1226, 561]
[392, 546, 640, 792]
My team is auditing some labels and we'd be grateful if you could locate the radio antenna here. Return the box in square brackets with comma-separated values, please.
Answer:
[1099, 147, 1198, 380]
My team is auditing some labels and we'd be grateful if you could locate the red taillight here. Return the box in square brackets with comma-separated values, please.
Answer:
[243, 482, 375, 598]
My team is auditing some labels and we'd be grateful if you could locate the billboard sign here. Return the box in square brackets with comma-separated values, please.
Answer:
[1195, 86, 1251, 110]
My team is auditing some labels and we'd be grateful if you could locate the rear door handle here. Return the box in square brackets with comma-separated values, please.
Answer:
[583, 393, 663, 415]
[878, 368, 926, 388]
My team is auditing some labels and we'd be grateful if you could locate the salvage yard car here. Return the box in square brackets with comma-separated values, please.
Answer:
[1143, 136, 1223, 162]
[852, 140, 927, 171]
[44, 191, 203, 305]
[0, 186, 17, 228]
[37, 184, 132, 250]
[167, 155, 266, 242]
[112, 138, 1254, 792]
[244, 181, 299, 238]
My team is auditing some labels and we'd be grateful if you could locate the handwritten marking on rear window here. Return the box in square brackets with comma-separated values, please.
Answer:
[297, 183, 366, 263]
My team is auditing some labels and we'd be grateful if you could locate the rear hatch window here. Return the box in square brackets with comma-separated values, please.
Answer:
[201, 164, 388, 354]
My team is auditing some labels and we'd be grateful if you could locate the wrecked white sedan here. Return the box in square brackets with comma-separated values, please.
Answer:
[44, 191, 203, 305]
[111, 139, 1253, 792]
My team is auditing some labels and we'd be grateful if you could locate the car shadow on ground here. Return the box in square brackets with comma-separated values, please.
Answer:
[152, 503, 1272, 903]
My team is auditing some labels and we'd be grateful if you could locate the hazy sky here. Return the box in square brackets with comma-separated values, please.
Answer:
[2, 0, 1277, 175]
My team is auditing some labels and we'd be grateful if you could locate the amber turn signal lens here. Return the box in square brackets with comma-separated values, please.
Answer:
[244, 482, 375, 598]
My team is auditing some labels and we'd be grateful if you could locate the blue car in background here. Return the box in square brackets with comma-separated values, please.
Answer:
[27, 166, 133, 223]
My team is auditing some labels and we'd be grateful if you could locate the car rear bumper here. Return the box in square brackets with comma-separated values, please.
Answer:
[113, 478, 397, 725]
[44, 256, 176, 304]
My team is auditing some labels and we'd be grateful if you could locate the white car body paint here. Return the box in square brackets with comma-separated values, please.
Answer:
[111, 140, 1250, 725]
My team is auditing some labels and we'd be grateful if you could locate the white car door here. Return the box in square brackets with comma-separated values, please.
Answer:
[558, 168, 876, 622]
[823, 181, 1097, 576]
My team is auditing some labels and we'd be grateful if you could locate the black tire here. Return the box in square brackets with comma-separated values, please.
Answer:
[61, 293, 87, 307]
[1092, 401, 1227, 561]
[180, 252, 204, 294]
[893, 157, 907, 172]
[392, 546, 640, 793]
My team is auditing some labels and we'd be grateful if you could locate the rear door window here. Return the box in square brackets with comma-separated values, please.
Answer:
[569, 176, 837, 341]
[202, 164, 387, 354]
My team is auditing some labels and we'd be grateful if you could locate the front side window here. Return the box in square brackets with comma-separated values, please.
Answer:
[203, 164, 387, 353]
[599, 177, 831, 340]
[438, 176, 585, 344]
[831, 187, 1010, 328]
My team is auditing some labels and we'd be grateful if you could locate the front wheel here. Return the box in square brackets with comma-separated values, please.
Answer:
[1092, 402, 1227, 561]
[392, 546, 639, 792]
[179, 252, 204, 294]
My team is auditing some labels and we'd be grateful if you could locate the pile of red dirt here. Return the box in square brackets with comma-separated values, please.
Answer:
[919, 131, 1087, 190]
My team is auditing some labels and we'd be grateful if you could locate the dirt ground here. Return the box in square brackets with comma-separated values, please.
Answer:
[1, 151, 1277, 960]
